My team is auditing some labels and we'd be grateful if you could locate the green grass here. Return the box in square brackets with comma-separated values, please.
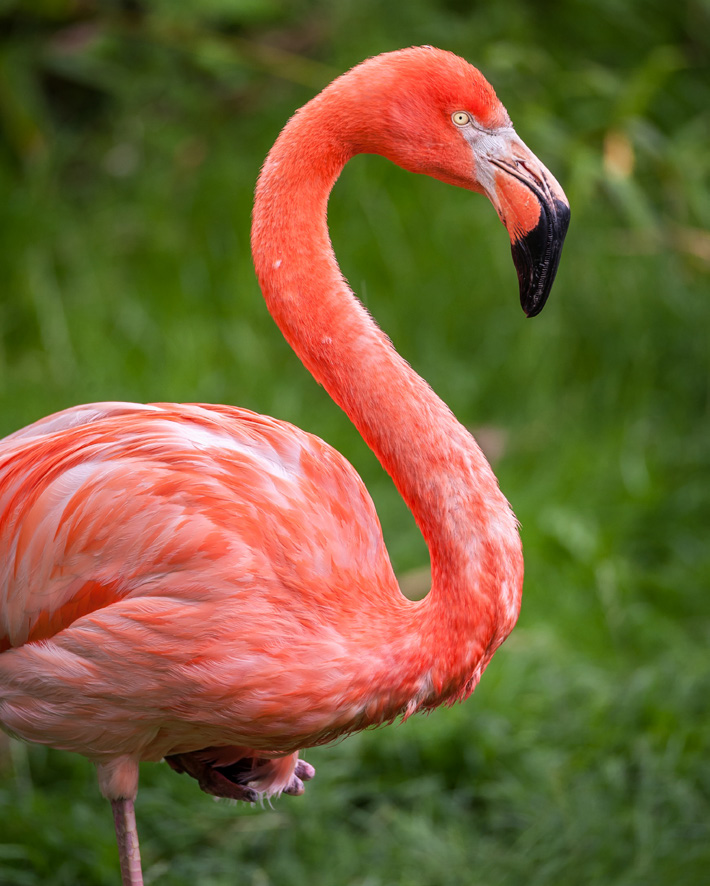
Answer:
[1, 1, 709, 884]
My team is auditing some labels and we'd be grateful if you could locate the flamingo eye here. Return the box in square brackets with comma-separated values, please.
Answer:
[452, 111, 471, 126]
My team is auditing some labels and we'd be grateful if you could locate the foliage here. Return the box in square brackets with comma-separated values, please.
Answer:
[0, 1, 708, 884]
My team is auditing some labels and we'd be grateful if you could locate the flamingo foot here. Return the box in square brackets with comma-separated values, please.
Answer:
[165, 747, 316, 803]
[165, 751, 259, 802]
[111, 798, 144, 886]
[283, 759, 316, 795]
[165, 749, 315, 801]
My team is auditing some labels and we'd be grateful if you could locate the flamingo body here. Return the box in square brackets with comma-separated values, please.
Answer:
[0, 402, 412, 750]
[0, 46, 569, 882]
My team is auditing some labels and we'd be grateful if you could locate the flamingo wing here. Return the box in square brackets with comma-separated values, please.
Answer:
[0, 402, 404, 762]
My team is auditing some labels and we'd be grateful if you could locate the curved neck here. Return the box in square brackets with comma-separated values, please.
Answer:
[252, 97, 523, 702]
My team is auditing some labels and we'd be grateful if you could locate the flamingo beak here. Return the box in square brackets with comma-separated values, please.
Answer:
[485, 134, 570, 317]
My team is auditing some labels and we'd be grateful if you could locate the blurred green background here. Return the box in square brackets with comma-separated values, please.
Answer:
[0, 1, 708, 884]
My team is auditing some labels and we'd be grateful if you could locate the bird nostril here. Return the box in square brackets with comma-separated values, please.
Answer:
[518, 160, 544, 187]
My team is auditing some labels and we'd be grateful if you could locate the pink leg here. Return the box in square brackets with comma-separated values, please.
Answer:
[111, 798, 144, 886]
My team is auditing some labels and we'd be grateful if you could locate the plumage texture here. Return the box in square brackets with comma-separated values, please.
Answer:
[0, 50, 569, 871]
[0, 403, 402, 751]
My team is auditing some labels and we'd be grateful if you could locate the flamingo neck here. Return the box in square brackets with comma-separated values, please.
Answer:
[251, 97, 523, 703]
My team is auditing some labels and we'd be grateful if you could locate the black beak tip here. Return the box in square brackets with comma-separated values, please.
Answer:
[522, 293, 546, 319]
[512, 198, 570, 318]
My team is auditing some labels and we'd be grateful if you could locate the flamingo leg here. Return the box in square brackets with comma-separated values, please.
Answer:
[111, 798, 144, 886]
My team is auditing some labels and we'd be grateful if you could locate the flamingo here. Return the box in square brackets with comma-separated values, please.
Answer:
[0, 47, 569, 884]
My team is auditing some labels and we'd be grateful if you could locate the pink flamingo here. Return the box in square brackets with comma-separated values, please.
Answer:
[0, 47, 569, 884]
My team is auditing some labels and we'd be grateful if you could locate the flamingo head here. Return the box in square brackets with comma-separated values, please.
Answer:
[334, 47, 571, 316]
